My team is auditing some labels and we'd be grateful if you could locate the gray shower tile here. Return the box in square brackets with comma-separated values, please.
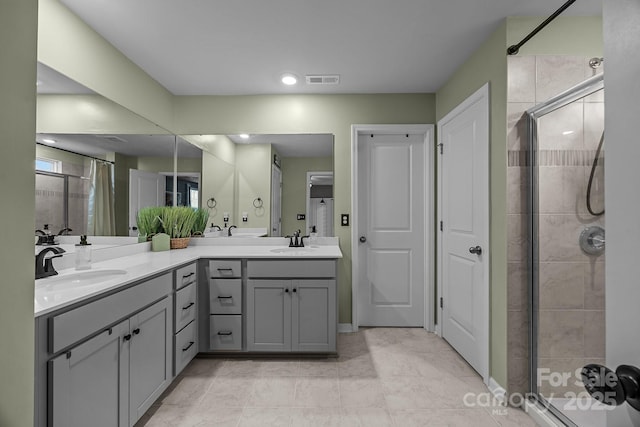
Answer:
[508, 56, 536, 102]
[584, 261, 605, 310]
[583, 310, 605, 359]
[507, 262, 527, 311]
[508, 102, 534, 151]
[508, 309, 528, 359]
[536, 56, 587, 102]
[537, 102, 584, 151]
[538, 262, 585, 309]
[538, 311, 585, 359]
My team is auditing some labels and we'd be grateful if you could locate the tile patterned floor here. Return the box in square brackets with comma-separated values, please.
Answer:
[135, 328, 538, 427]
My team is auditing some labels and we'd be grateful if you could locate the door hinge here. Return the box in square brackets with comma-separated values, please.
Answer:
[440, 221, 443, 231]
[438, 143, 443, 154]
[440, 297, 443, 309]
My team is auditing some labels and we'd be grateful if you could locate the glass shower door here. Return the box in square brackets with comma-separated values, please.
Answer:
[529, 74, 608, 427]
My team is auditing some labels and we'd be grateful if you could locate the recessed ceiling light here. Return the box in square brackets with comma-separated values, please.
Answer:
[239, 134, 250, 139]
[281, 74, 297, 86]
[42, 138, 56, 144]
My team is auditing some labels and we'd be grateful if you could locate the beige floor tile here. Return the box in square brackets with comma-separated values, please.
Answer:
[142, 328, 538, 427]
[382, 376, 472, 410]
[294, 377, 341, 407]
[158, 376, 211, 407]
[298, 358, 339, 377]
[258, 358, 300, 377]
[198, 377, 254, 408]
[340, 407, 395, 427]
[246, 377, 297, 407]
[390, 408, 498, 427]
[289, 407, 343, 426]
[215, 359, 262, 377]
[136, 404, 242, 427]
[238, 407, 291, 427]
[337, 354, 378, 378]
[180, 357, 226, 377]
[339, 378, 386, 408]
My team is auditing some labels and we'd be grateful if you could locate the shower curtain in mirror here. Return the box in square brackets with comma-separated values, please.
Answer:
[87, 159, 116, 235]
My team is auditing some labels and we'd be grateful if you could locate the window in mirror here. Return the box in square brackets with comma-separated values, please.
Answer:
[35, 157, 61, 173]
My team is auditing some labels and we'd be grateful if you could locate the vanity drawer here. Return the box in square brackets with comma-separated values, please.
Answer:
[175, 282, 197, 332]
[209, 315, 242, 351]
[175, 262, 197, 290]
[209, 279, 242, 314]
[247, 260, 336, 278]
[174, 320, 197, 375]
[209, 260, 241, 278]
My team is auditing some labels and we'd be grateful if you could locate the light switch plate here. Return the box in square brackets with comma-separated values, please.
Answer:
[297, 214, 306, 220]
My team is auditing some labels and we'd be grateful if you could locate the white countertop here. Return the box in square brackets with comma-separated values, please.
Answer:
[35, 238, 342, 317]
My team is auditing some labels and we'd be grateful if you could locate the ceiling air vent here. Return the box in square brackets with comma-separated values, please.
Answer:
[97, 135, 128, 143]
[305, 75, 340, 85]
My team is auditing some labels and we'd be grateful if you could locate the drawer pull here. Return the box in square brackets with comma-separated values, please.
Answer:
[182, 272, 195, 278]
[182, 302, 195, 310]
[217, 331, 233, 336]
[182, 341, 195, 352]
[217, 295, 233, 299]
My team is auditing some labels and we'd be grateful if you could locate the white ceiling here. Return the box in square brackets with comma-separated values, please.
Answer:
[59, 0, 601, 96]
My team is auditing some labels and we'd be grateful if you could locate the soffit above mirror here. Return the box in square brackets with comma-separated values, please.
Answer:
[227, 134, 333, 158]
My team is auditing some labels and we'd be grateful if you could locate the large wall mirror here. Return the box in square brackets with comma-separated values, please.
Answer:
[184, 133, 334, 237]
[35, 63, 202, 243]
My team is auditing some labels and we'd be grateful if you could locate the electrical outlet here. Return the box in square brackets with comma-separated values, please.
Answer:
[242, 212, 248, 222]
[297, 214, 306, 220]
[341, 214, 349, 226]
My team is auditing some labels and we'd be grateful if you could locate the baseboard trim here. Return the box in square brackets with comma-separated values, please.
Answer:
[338, 323, 354, 333]
[488, 377, 507, 405]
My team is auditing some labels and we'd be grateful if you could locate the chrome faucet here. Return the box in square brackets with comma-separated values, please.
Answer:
[35, 246, 66, 279]
[228, 225, 237, 236]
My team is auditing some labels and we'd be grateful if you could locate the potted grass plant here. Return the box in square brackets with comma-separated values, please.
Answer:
[158, 206, 198, 249]
[135, 206, 163, 242]
[191, 208, 209, 237]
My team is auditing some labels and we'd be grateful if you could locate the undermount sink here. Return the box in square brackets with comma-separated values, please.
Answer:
[38, 269, 128, 289]
[269, 247, 316, 254]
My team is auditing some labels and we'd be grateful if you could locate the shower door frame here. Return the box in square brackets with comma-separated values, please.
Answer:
[526, 73, 604, 426]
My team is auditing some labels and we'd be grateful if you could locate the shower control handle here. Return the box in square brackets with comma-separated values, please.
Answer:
[469, 246, 482, 255]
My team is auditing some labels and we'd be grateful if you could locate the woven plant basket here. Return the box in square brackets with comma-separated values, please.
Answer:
[170, 237, 190, 249]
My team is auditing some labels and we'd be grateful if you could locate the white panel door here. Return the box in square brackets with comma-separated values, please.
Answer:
[129, 169, 165, 236]
[438, 84, 489, 380]
[358, 133, 425, 326]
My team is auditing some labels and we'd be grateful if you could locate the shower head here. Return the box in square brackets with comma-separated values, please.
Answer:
[589, 57, 604, 69]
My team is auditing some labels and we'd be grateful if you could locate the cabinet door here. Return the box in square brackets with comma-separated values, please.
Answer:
[292, 280, 337, 352]
[50, 319, 129, 427]
[128, 297, 172, 425]
[247, 280, 291, 351]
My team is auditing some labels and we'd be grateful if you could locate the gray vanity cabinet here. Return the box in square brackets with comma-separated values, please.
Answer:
[50, 296, 172, 427]
[173, 262, 198, 375]
[246, 279, 292, 352]
[50, 319, 129, 427]
[246, 260, 337, 353]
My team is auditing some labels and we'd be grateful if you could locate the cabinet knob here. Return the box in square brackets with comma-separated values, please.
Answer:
[293, 288, 297, 293]
[123, 334, 132, 342]
[285, 288, 289, 293]
[132, 328, 140, 336]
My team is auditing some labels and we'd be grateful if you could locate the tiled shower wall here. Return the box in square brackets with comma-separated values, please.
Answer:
[506, 55, 605, 396]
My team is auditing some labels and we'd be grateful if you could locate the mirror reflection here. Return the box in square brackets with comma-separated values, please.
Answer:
[184, 134, 334, 237]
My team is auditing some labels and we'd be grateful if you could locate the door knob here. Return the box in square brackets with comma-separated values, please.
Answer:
[582, 364, 640, 410]
[359, 236, 367, 243]
[469, 246, 482, 255]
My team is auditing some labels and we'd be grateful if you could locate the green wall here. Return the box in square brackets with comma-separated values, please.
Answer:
[0, 1, 38, 425]
[436, 21, 509, 387]
[235, 144, 272, 229]
[281, 157, 333, 236]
